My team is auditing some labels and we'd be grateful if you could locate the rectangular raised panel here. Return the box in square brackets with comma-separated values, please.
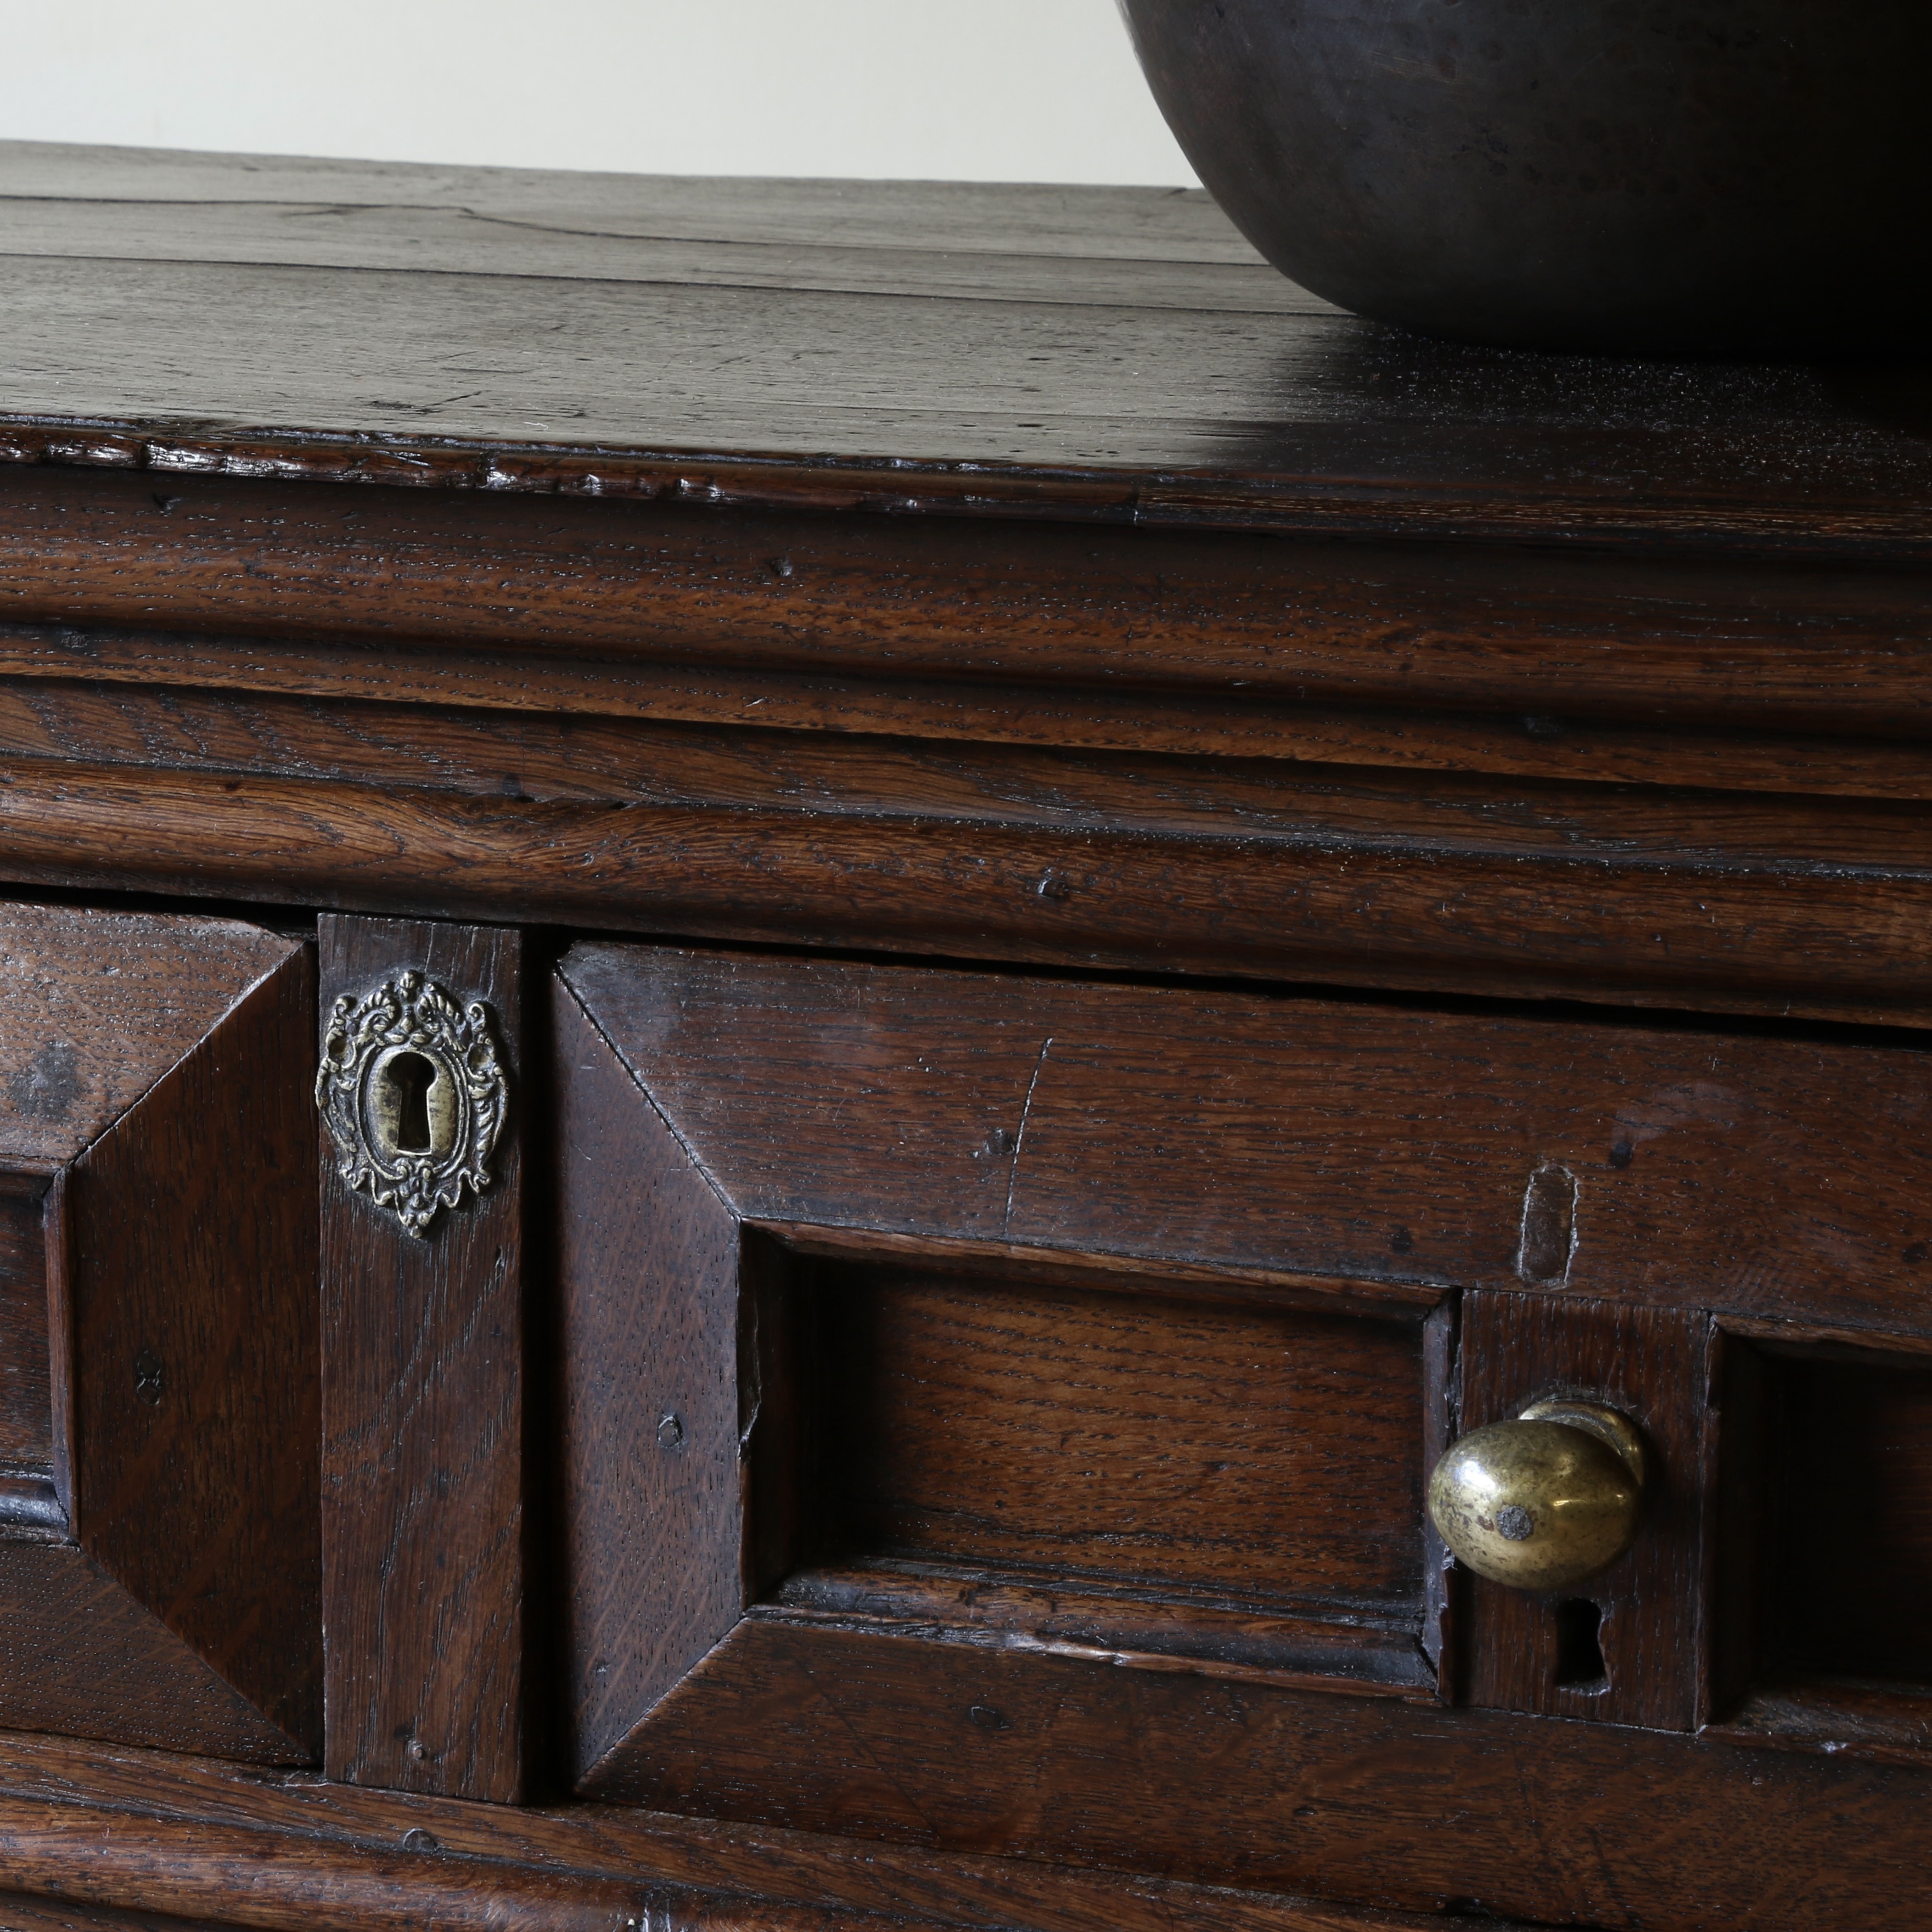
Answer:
[0, 900, 317, 1761]
[556, 946, 1449, 1829]
[557, 939, 1932, 1911]
[801, 1263, 1422, 1606]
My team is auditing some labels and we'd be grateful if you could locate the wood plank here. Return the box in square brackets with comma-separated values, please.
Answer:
[68, 950, 319, 1755]
[0, 238, 1929, 549]
[11, 669, 1932, 873]
[319, 916, 526, 1802]
[0, 1895, 224, 1932]
[18, 637, 1932, 805]
[0, 899, 295, 1169]
[12, 752, 1932, 1025]
[0, 1725, 1499, 1932]
[559, 945, 1932, 1339]
[0, 146, 1267, 264]
[0, 202, 1322, 317]
[8, 473, 1932, 735]
[587, 1615, 1932, 1928]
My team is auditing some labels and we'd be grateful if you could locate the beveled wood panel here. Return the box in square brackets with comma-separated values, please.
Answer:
[597, 1616, 1932, 1930]
[555, 952, 1445, 1841]
[554, 984, 744, 1785]
[0, 901, 317, 1763]
[1715, 1332, 1932, 1763]
[559, 943, 1932, 1338]
[0, 1542, 303, 1764]
[0, 898, 295, 1170]
[66, 947, 319, 1752]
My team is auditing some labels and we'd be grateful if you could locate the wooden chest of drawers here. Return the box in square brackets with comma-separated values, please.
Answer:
[0, 139, 1927, 1932]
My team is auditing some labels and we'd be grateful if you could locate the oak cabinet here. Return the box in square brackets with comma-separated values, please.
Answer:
[2, 140, 1931, 1932]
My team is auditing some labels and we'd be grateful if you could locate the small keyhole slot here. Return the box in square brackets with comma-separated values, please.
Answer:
[384, 1052, 436, 1153]
[1554, 1597, 1608, 1692]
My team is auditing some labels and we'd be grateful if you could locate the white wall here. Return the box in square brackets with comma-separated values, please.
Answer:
[0, 0, 1199, 186]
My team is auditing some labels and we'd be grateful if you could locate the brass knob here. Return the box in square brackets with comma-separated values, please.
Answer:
[1426, 1400, 1646, 1592]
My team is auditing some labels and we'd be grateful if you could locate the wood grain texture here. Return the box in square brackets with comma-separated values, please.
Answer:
[8, 473, 1932, 732]
[807, 1265, 1423, 1605]
[560, 945, 1932, 1338]
[20, 631, 1932, 805]
[319, 917, 526, 1802]
[0, 1894, 226, 1932]
[68, 950, 319, 1754]
[0, 898, 295, 1170]
[554, 985, 744, 1785]
[579, 1614, 1932, 1928]
[767, 1566, 1431, 1698]
[0, 189, 1319, 318]
[9, 752, 1932, 1024]
[0, 904, 316, 1762]
[0, 1542, 300, 1761]
[1457, 1291, 1712, 1731]
[0, 1723, 1509, 1932]
[1712, 1680, 1932, 1767]
[0, 144, 1275, 263]
[5, 145, 1932, 553]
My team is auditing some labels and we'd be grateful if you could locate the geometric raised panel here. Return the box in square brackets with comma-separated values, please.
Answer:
[0, 901, 318, 1762]
[552, 940, 1932, 1900]
[554, 942, 1447, 1844]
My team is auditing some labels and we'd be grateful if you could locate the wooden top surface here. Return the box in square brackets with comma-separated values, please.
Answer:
[3, 141, 1932, 553]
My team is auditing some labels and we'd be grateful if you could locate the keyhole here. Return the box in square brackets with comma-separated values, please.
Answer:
[385, 1053, 436, 1153]
[1554, 1598, 1608, 1692]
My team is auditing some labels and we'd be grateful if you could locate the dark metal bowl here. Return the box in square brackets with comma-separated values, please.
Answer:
[1119, 0, 1930, 357]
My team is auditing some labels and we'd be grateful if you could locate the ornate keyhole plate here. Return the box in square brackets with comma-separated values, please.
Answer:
[316, 970, 508, 1237]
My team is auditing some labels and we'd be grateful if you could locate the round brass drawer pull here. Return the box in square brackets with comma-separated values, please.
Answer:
[1426, 1400, 1647, 1592]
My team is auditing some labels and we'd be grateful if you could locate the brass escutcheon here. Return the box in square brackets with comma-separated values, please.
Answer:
[315, 969, 508, 1238]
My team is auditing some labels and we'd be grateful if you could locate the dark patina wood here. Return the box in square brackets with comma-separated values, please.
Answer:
[319, 915, 528, 1802]
[0, 900, 317, 1761]
[0, 139, 1927, 1932]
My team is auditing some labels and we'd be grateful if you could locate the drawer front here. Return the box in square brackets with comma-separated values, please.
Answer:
[552, 940, 1932, 1930]
[0, 901, 318, 1763]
